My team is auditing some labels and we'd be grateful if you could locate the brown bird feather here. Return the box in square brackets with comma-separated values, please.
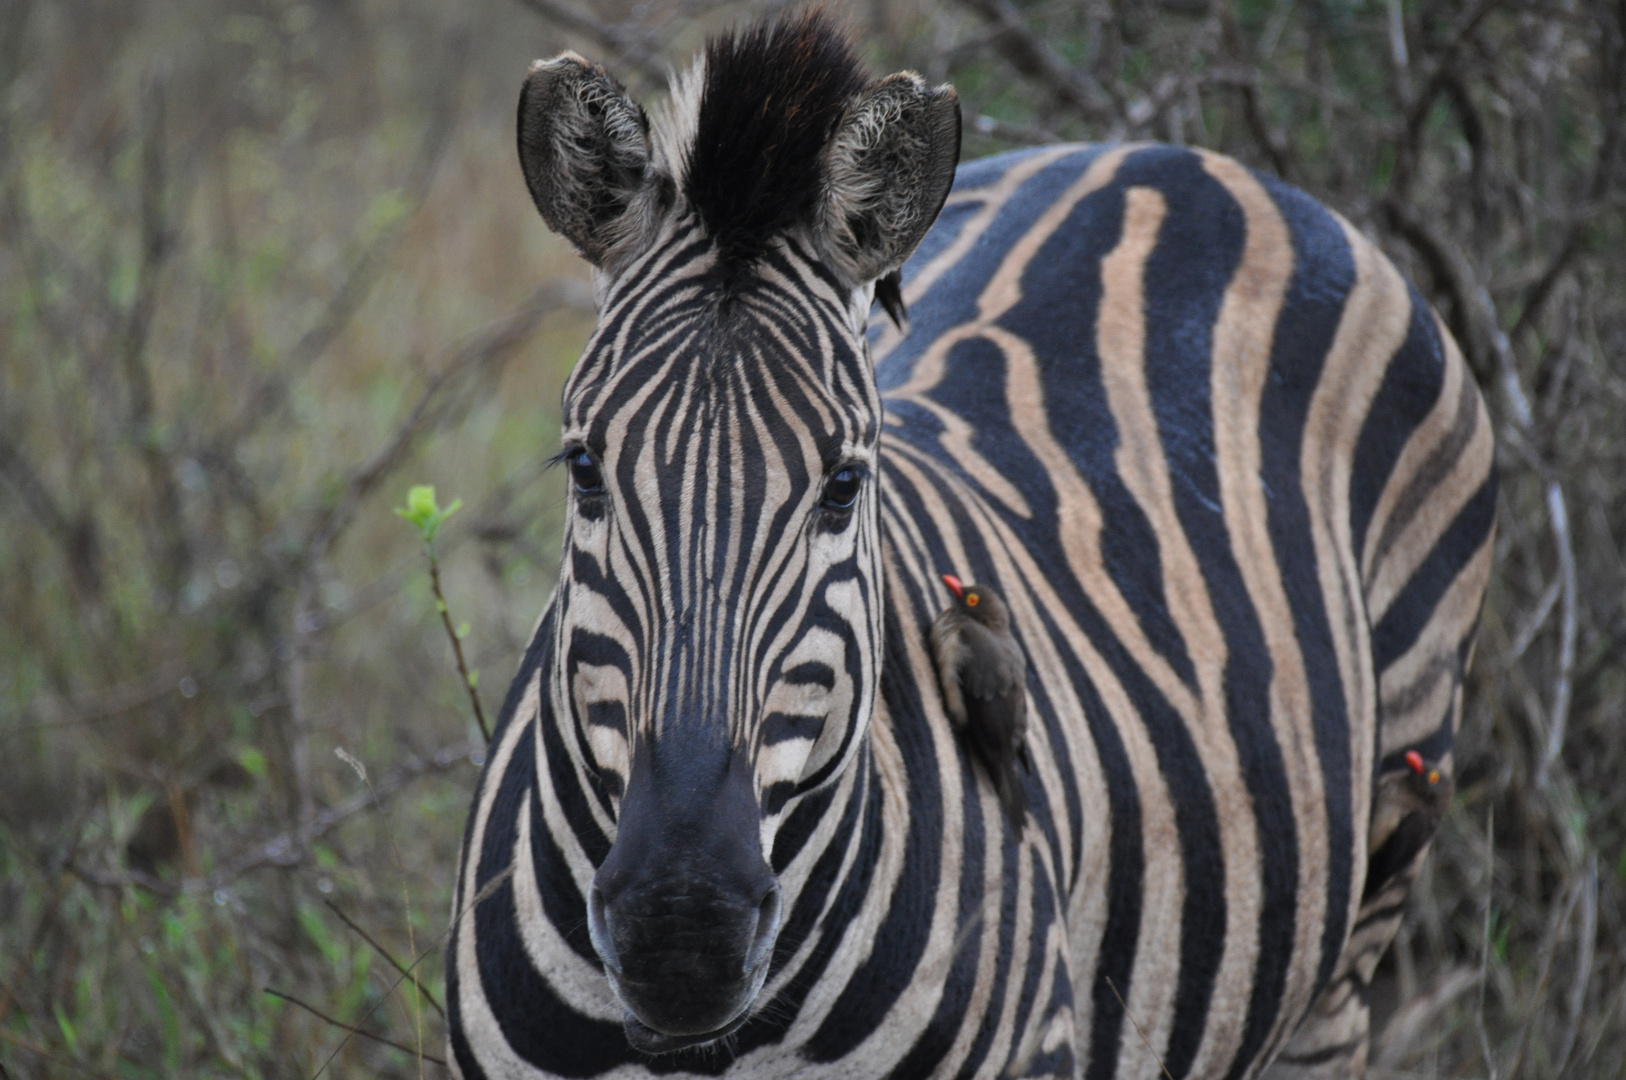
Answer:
[930, 574, 1030, 827]
[1363, 750, 1453, 902]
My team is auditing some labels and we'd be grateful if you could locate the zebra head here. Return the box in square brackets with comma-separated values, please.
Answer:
[516, 13, 959, 1053]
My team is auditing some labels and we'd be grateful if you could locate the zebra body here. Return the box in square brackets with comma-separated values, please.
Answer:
[448, 18, 1495, 1080]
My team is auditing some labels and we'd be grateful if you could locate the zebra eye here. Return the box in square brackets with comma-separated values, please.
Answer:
[568, 449, 604, 495]
[821, 466, 864, 511]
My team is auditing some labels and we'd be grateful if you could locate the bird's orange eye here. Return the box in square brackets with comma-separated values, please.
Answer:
[966, 594, 979, 607]
[1428, 770, 1441, 784]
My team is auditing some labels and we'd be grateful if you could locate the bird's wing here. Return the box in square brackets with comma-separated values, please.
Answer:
[960, 687, 1029, 825]
[1363, 812, 1437, 902]
[929, 612, 968, 726]
[956, 624, 1026, 702]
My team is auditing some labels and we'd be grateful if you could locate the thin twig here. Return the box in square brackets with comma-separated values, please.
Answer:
[1536, 481, 1577, 792]
[287, 569, 320, 844]
[1386, 0, 1413, 105]
[1104, 976, 1175, 1080]
[1503, 575, 1561, 666]
[324, 900, 446, 1018]
[264, 988, 446, 1066]
[428, 550, 489, 742]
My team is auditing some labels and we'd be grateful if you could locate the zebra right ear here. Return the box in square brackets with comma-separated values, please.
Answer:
[518, 53, 659, 271]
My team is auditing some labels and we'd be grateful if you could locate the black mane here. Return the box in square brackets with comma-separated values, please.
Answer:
[686, 10, 868, 270]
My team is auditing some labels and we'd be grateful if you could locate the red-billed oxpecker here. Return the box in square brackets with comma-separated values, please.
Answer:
[929, 574, 1031, 827]
[1363, 750, 1454, 902]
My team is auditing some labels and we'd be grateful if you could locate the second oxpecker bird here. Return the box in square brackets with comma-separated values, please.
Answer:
[1364, 750, 1454, 902]
[930, 574, 1031, 826]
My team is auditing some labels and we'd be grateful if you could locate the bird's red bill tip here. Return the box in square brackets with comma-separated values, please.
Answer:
[1405, 750, 1425, 775]
[941, 574, 964, 598]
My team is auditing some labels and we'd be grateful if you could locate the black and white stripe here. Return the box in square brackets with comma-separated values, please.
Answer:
[448, 15, 1495, 1080]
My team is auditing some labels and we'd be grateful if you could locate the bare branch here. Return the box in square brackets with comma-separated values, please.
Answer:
[968, 113, 1064, 145]
[217, 33, 468, 451]
[1386, 0, 1413, 106]
[507, 0, 668, 84]
[0, 431, 104, 596]
[1535, 481, 1577, 792]
[121, 69, 191, 598]
[5, 662, 188, 742]
[1503, 575, 1560, 666]
[324, 900, 446, 1018]
[68, 740, 480, 898]
[264, 988, 446, 1066]
[952, 0, 1121, 128]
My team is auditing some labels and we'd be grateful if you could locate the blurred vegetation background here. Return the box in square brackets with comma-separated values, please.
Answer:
[1, 0, 1622, 1075]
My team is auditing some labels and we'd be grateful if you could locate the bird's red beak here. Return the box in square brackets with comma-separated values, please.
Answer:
[941, 574, 964, 600]
[1405, 750, 1425, 776]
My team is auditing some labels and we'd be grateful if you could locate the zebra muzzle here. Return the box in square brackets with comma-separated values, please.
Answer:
[587, 735, 782, 1050]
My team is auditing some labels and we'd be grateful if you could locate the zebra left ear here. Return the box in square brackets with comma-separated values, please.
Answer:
[819, 73, 961, 287]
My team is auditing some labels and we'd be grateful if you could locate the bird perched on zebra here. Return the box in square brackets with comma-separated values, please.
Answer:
[445, 10, 1496, 1079]
[930, 574, 1031, 825]
[1364, 751, 1454, 903]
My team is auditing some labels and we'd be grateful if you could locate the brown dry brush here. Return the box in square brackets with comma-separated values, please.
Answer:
[0, 0, 593, 1075]
[2, 0, 1624, 1076]
[894, 0, 1626, 1073]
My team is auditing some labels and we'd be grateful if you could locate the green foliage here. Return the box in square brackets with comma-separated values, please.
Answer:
[395, 484, 461, 547]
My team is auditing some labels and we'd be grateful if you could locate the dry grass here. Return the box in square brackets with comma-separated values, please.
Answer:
[1, 0, 1622, 1076]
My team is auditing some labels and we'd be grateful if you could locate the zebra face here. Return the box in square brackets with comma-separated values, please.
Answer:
[557, 259, 885, 1049]
[516, 13, 958, 1051]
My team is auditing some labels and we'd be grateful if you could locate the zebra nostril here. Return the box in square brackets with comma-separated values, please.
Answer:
[587, 884, 621, 976]
[745, 885, 782, 975]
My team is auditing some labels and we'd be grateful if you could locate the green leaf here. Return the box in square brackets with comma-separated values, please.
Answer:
[394, 484, 461, 544]
[456, 622, 470, 639]
[237, 745, 268, 779]
[466, 670, 479, 690]
[54, 1003, 78, 1053]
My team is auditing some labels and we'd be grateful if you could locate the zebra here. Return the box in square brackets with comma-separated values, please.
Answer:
[446, 11, 1496, 1079]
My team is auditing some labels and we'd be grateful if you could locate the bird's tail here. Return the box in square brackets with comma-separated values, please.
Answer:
[994, 761, 1027, 832]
